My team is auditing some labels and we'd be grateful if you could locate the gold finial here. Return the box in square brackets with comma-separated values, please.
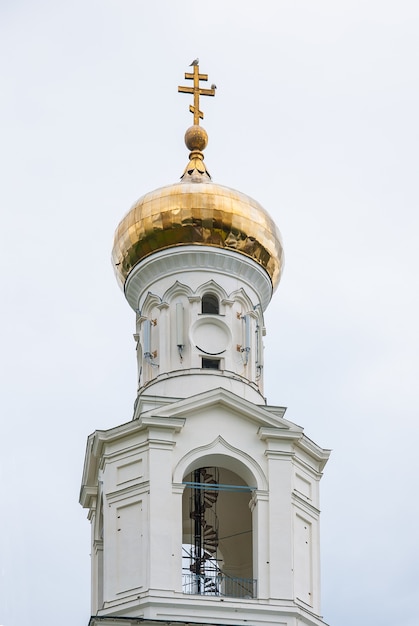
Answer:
[178, 60, 216, 180]
[178, 59, 216, 125]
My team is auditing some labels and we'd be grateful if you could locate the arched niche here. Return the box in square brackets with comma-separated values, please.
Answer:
[163, 280, 193, 303]
[196, 280, 228, 312]
[175, 439, 266, 598]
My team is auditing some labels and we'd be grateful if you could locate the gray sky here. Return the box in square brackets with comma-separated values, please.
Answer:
[1, 1, 418, 625]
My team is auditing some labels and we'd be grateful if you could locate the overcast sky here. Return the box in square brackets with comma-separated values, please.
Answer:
[1, 2, 418, 625]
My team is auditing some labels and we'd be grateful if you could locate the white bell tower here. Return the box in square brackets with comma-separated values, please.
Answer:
[80, 62, 331, 626]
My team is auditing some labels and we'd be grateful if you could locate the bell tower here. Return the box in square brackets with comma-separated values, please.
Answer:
[80, 62, 331, 626]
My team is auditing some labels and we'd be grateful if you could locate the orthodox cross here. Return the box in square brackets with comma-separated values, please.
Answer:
[178, 60, 216, 125]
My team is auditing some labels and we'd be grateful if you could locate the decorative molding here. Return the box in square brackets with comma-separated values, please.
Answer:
[136, 367, 264, 400]
[163, 280, 193, 302]
[125, 246, 272, 312]
[173, 434, 268, 491]
[195, 278, 228, 302]
[141, 387, 286, 430]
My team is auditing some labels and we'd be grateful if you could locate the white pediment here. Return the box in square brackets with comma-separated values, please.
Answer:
[138, 386, 299, 433]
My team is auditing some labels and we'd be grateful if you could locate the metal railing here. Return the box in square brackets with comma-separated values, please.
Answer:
[182, 573, 256, 598]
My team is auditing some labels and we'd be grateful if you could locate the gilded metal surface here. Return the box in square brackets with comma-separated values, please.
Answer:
[184, 126, 208, 152]
[178, 62, 216, 125]
[112, 63, 282, 293]
[112, 181, 284, 291]
[181, 148, 211, 179]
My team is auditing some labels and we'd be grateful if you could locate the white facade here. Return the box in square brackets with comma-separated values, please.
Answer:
[80, 239, 331, 626]
[127, 246, 273, 403]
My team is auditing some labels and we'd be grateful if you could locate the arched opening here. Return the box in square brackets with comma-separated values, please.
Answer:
[201, 293, 219, 315]
[182, 465, 255, 598]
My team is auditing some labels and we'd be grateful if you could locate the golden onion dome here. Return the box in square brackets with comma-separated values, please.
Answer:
[112, 124, 284, 291]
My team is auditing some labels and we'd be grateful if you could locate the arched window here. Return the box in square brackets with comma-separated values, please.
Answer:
[182, 466, 255, 598]
[201, 293, 219, 315]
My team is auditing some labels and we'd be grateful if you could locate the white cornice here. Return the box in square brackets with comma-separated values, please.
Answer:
[125, 246, 273, 311]
[297, 436, 331, 472]
[89, 592, 329, 626]
[259, 426, 303, 441]
[80, 416, 185, 508]
[259, 426, 331, 471]
[139, 387, 292, 430]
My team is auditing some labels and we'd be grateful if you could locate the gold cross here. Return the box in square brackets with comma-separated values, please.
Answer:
[178, 61, 216, 125]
